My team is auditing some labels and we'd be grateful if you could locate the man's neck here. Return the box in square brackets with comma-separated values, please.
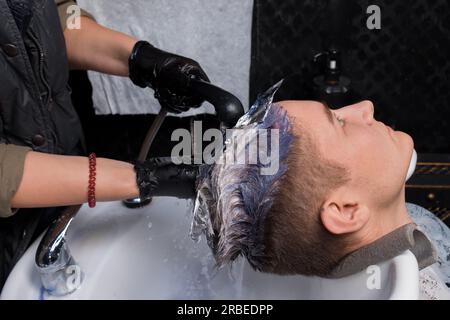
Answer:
[377, 190, 413, 236]
[356, 191, 413, 250]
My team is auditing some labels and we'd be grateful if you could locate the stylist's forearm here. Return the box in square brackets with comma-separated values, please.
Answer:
[64, 16, 137, 76]
[11, 152, 139, 208]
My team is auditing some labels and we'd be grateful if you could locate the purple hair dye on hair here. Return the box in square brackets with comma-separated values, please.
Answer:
[190, 80, 295, 271]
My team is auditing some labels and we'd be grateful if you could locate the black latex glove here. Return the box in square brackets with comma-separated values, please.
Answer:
[129, 41, 210, 113]
[133, 157, 198, 200]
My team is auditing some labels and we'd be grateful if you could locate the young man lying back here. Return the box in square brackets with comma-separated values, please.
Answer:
[192, 83, 438, 278]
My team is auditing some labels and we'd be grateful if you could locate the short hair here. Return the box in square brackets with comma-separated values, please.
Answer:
[262, 120, 351, 276]
[191, 83, 351, 276]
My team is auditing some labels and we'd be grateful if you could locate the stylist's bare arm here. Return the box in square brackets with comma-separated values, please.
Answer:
[64, 16, 137, 76]
[11, 152, 139, 208]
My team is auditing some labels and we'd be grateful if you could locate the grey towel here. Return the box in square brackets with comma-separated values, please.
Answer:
[329, 223, 437, 278]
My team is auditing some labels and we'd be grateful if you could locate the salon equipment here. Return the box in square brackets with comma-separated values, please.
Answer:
[189, 79, 245, 128]
[35, 205, 83, 296]
[313, 48, 353, 108]
[312, 0, 359, 108]
[123, 107, 168, 208]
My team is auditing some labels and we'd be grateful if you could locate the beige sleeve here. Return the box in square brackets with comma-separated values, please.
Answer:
[0, 144, 32, 218]
[55, 0, 95, 31]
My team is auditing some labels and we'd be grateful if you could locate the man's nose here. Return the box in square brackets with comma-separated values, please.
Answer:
[342, 100, 375, 125]
[359, 100, 375, 124]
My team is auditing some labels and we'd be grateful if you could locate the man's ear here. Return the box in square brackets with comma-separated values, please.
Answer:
[320, 188, 370, 235]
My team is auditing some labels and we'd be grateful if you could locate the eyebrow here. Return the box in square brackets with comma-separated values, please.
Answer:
[321, 102, 335, 125]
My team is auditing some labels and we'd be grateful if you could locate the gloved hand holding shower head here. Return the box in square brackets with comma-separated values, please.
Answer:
[129, 40, 210, 113]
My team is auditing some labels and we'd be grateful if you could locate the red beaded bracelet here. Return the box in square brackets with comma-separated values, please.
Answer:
[88, 153, 97, 208]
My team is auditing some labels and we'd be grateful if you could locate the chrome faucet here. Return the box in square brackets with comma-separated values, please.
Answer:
[35, 204, 83, 296]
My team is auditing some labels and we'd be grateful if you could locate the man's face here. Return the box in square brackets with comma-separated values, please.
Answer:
[278, 100, 414, 210]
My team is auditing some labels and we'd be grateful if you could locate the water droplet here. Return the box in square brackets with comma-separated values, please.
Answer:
[148, 222, 153, 229]
[163, 258, 168, 263]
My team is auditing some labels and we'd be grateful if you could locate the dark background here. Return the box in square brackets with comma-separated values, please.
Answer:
[69, 0, 449, 225]
[250, 0, 449, 154]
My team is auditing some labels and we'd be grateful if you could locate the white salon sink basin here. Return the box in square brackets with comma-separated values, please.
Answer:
[1, 198, 420, 300]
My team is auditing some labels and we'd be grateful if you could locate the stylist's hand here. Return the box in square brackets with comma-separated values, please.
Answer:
[129, 41, 210, 113]
[133, 157, 198, 200]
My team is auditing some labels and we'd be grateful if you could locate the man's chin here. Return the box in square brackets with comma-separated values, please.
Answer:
[396, 131, 414, 151]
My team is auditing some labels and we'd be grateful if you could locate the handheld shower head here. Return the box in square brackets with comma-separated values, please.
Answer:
[187, 79, 245, 128]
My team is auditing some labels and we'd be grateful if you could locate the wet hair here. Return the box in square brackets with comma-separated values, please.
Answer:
[191, 82, 351, 276]
[263, 120, 351, 276]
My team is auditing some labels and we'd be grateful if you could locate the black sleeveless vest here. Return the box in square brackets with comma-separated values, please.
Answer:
[0, 0, 85, 288]
[0, 0, 85, 155]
